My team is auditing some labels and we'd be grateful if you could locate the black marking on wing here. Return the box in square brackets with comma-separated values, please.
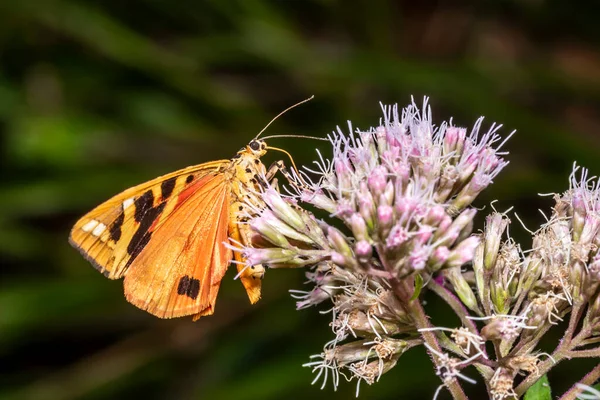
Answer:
[126, 200, 166, 265]
[134, 190, 154, 222]
[161, 177, 177, 200]
[109, 211, 125, 242]
[186, 174, 194, 184]
[177, 275, 201, 299]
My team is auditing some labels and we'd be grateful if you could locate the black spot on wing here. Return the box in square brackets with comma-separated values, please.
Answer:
[160, 177, 177, 200]
[177, 275, 200, 299]
[186, 174, 194, 184]
[177, 276, 190, 295]
[134, 190, 154, 222]
[109, 211, 125, 242]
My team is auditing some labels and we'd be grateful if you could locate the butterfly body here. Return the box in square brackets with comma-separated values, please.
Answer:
[70, 140, 270, 320]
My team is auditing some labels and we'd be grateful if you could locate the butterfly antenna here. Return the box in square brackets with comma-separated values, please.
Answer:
[261, 134, 328, 142]
[254, 95, 314, 140]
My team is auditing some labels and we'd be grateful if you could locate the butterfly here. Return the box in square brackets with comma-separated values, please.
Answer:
[69, 98, 316, 320]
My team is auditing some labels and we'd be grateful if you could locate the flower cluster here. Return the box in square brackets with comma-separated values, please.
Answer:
[465, 165, 600, 398]
[233, 99, 600, 398]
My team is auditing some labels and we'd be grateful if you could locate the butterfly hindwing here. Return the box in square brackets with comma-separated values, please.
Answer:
[123, 173, 232, 318]
[69, 161, 228, 279]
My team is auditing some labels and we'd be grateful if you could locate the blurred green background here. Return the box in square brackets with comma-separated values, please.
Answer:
[1, 1, 599, 399]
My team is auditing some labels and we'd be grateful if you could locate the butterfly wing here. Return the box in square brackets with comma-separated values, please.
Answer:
[69, 161, 227, 280]
[123, 173, 232, 318]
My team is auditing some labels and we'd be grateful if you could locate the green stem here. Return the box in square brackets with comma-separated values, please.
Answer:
[429, 279, 483, 336]
[565, 347, 600, 358]
[564, 303, 583, 342]
[516, 317, 596, 396]
[558, 364, 600, 400]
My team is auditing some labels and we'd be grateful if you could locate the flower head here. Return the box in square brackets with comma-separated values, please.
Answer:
[232, 98, 514, 394]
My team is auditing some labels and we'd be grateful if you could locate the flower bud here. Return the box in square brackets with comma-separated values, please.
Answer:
[326, 340, 372, 366]
[579, 214, 600, 247]
[330, 251, 348, 267]
[571, 191, 586, 242]
[516, 256, 542, 296]
[304, 213, 330, 248]
[483, 213, 509, 271]
[350, 213, 370, 241]
[424, 205, 447, 226]
[394, 163, 411, 192]
[386, 224, 408, 248]
[434, 208, 477, 247]
[375, 125, 389, 153]
[446, 236, 480, 268]
[383, 180, 395, 206]
[301, 191, 337, 214]
[358, 182, 376, 228]
[263, 187, 304, 231]
[408, 246, 429, 272]
[368, 165, 388, 197]
[327, 226, 353, 258]
[445, 267, 479, 312]
[395, 197, 416, 222]
[429, 246, 450, 271]
[435, 165, 459, 203]
[480, 316, 530, 342]
[346, 310, 402, 337]
[377, 205, 394, 232]
[250, 213, 291, 247]
[443, 126, 466, 156]
[335, 198, 355, 219]
[490, 285, 510, 315]
[245, 247, 297, 266]
[584, 255, 600, 299]
[355, 240, 372, 263]
[457, 152, 479, 184]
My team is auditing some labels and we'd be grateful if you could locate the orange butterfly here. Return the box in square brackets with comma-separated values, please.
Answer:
[69, 98, 313, 320]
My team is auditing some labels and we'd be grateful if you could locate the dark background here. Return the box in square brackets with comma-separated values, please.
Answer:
[1, 1, 599, 399]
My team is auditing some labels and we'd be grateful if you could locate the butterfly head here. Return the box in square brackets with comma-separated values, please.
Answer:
[243, 139, 268, 157]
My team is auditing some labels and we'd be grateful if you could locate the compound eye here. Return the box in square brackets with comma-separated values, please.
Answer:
[249, 140, 261, 151]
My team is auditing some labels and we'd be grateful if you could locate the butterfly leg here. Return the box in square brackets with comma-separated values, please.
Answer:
[265, 160, 310, 191]
[265, 160, 284, 182]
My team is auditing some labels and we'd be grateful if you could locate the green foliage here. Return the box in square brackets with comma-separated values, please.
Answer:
[1, 1, 599, 399]
[524, 375, 551, 400]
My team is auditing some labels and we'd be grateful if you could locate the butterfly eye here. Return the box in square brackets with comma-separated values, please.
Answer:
[249, 140, 261, 151]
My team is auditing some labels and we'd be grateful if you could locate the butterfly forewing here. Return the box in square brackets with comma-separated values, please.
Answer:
[69, 161, 227, 280]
